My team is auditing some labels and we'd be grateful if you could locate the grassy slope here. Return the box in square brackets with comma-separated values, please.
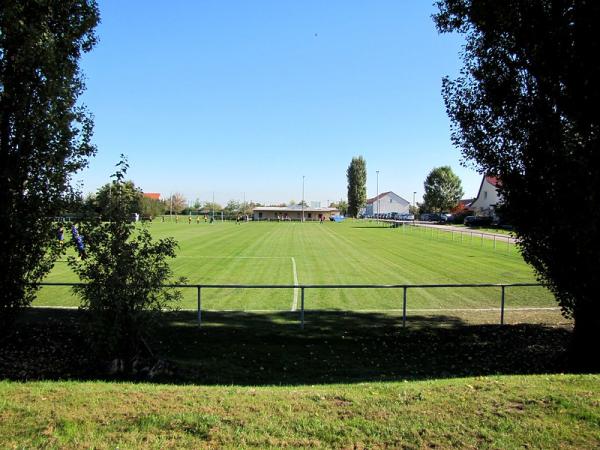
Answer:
[36, 220, 554, 312]
[1, 375, 598, 449]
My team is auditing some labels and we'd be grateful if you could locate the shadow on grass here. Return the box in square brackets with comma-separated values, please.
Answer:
[0, 308, 573, 385]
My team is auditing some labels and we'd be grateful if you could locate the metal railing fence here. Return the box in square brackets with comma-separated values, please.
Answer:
[35, 282, 547, 329]
[378, 219, 517, 251]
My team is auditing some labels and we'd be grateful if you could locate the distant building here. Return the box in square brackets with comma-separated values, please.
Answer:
[364, 191, 410, 216]
[253, 205, 340, 221]
[470, 176, 501, 216]
[143, 192, 161, 200]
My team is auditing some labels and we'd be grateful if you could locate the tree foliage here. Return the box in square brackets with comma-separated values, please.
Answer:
[167, 193, 187, 214]
[347, 156, 367, 217]
[95, 180, 143, 219]
[140, 196, 165, 219]
[422, 166, 464, 213]
[69, 158, 184, 368]
[0, 0, 99, 326]
[330, 200, 348, 216]
[434, 0, 600, 364]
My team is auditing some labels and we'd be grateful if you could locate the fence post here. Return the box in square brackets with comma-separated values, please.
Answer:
[300, 287, 305, 329]
[197, 286, 202, 328]
[493, 235, 496, 250]
[500, 285, 505, 325]
[402, 286, 407, 328]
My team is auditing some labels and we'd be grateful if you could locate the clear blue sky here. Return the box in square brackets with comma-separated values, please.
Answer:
[77, 0, 482, 206]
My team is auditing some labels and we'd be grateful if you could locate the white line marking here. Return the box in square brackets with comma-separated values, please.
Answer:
[176, 256, 289, 259]
[291, 257, 299, 311]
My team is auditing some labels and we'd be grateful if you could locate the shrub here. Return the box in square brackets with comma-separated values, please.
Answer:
[68, 158, 185, 370]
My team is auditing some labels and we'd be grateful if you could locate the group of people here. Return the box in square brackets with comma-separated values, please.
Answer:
[56, 224, 86, 259]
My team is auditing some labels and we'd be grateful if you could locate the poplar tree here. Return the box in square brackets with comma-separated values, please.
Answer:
[346, 156, 367, 217]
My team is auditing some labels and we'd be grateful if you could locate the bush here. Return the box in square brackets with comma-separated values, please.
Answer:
[68, 158, 185, 371]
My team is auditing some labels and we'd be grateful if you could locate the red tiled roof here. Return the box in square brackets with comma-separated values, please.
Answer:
[485, 176, 500, 187]
[143, 192, 161, 200]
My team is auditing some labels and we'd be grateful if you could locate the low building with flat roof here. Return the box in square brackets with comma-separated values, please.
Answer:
[253, 205, 340, 221]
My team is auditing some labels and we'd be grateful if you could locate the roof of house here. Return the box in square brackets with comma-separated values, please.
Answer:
[485, 176, 500, 187]
[366, 191, 392, 204]
[471, 175, 502, 208]
[366, 191, 409, 205]
[143, 192, 161, 200]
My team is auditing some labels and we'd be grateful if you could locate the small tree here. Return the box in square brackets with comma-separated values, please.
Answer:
[330, 200, 348, 216]
[168, 193, 187, 215]
[95, 180, 143, 219]
[69, 157, 184, 370]
[203, 201, 222, 214]
[0, 0, 99, 328]
[140, 196, 165, 219]
[347, 156, 367, 217]
[422, 166, 464, 213]
[224, 200, 241, 215]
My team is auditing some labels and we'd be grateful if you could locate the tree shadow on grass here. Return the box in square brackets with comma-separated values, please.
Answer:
[0, 308, 574, 385]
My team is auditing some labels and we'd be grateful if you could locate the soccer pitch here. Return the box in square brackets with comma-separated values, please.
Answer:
[35, 220, 558, 318]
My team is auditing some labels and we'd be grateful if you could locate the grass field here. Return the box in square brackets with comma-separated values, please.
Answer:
[6, 221, 592, 448]
[35, 220, 561, 324]
[1, 375, 598, 449]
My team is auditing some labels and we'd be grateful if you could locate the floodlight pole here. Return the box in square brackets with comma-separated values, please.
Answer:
[302, 175, 305, 222]
[376, 170, 380, 221]
[413, 191, 416, 208]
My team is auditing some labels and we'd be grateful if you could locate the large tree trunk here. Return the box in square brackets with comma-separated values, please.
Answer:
[571, 301, 600, 371]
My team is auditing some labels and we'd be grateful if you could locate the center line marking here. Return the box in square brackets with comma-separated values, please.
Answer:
[291, 257, 299, 311]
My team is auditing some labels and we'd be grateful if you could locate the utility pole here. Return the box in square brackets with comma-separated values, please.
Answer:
[302, 175, 305, 222]
[376, 170, 380, 220]
[413, 191, 416, 208]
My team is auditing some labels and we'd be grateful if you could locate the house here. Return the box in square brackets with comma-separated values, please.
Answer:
[253, 205, 340, 221]
[470, 176, 501, 216]
[364, 191, 410, 217]
[451, 198, 475, 214]
[143, 192, 161, 200]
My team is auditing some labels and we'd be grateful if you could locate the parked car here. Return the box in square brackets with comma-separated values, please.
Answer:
[421, 213, 441, 222]
[439, 213, 453, 223]
[464, 215, 493, 227]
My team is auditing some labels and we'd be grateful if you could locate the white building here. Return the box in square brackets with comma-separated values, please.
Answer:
[470, 176, 502, 216]
[364, 191, 410, 216]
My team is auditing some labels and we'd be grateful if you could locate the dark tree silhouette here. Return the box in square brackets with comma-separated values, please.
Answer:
[0, 0, 99, 328]
[434, 0, 600, 367]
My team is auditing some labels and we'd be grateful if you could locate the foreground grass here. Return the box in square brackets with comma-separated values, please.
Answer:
[1, 375, 598, 449]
